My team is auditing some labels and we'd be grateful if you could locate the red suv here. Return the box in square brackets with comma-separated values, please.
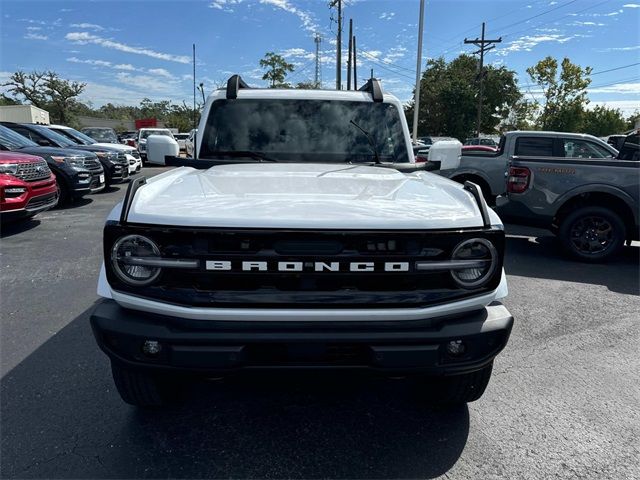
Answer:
[0, 151, 58, 221]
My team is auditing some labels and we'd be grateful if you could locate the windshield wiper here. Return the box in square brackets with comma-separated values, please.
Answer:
[205, 151, 279, 162]
[349, 119, 381, 165]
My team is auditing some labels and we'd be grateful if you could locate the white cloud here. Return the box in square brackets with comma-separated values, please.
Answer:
[114, 64, 136, 71]
[115, 72, 178, 94]
[590, 100, 640, 116]
[281, 47, 308, 57]
[70, 22, 104, 30]
[589, 82, 640, 94]
[570, 21, 605, 26]
[26, 26, 42, 31]
[379, 12, 395, 20]
[65, 32, 191, 64]
[148, 68, 174, 79]
[497, 33, 582, 56]
[598, 45, 640, 52]
[623, 3, 640, 7]
[210, 0, 243, 12]
[67, 57, 112, 67]
[24, 33, 48, 40]
[259, 0, 318, 35]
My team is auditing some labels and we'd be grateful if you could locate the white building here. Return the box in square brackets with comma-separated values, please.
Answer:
[0, 105, 50, 124]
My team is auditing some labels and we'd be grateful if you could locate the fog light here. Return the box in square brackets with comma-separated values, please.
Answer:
[446, 340, 466, 357]
[142, 340, 162, 356]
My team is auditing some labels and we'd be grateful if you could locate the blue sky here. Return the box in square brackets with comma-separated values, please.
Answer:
[1, 0, 639, 115]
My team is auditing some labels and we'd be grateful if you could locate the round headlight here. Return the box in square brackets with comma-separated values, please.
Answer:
[450, 238, 497, 288]
[111, 235, 161, 286]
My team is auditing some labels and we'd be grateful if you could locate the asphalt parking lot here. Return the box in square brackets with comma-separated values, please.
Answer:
[1, 166, 639, 479]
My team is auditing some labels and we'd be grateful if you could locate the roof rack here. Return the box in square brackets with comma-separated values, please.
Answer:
[226, 74, 251, 100]
[358, 78, 383, 102]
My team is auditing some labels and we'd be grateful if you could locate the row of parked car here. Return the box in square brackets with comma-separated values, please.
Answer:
[0, 122, 144, 221]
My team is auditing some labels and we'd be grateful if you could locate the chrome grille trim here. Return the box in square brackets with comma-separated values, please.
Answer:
[15, 159, 51, 182]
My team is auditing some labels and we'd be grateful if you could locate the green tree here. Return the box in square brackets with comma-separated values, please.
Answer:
[626, 111, 640, 130]
[526, 57, 592, 132]
[582, 106, 627, 136]
[0, 94, 21, 106]
[43, 71, 86, 124]
[405, 55, 523, 140]
[295, 81, 319, 89]
[260, 52, 294, 88]
[2, 70, 86, 123]
[2, 71, 49, 107]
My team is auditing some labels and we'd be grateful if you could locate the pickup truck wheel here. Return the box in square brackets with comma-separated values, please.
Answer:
[559, 206, 625, 262]
[419, 362, 493, 406]
[111, 363, 184, 408]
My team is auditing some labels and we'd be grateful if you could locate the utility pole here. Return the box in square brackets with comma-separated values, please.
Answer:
[314, 33, 322, 88]
[412, 0, 425, 143]
[347, 18, 353, 90]
[352, 35, 357, 89]
[330, 0, 342, 90]
[192, 44, 197, 130]
[464, 22, 501, 136]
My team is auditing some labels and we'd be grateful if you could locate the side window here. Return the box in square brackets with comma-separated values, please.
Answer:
[12, 127, 39, 143]
[563, 139, 612, 159]
[515, 137, 554, 156]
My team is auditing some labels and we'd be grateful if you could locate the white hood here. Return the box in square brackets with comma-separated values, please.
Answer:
[93, 142, 134, 152]
[126, 163, 494, 230]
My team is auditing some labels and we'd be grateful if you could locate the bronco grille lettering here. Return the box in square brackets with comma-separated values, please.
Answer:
[204, 260, 410, 273]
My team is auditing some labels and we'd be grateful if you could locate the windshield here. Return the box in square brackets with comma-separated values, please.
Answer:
[52, 127, 92, 145]
[65, 128, 99, 145]
[200, 99, 410, 163]
[140, 129, 172, 140]
[0, 125, 39, 149]
[31, 125, 77, 147]
[83, 128, 117, 143]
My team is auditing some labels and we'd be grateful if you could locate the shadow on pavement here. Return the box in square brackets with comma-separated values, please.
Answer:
[1, 306, 469, 479]
[57, 196, 94, 210]
[504, 226, 639, 296]
[0, 218, 41, 238]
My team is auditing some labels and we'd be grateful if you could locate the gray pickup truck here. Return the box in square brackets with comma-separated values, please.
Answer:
[439, 131, 620, 204]
[499, 131, 639, 261]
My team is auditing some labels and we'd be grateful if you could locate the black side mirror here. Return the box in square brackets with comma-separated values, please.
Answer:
[37, 139, 51, 147]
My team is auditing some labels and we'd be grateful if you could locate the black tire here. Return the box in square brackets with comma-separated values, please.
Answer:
[420, 363, 493, 406]
[55, 176, 70, 206]
[558, 206, 625, 262]
[111, 362, 185, 408]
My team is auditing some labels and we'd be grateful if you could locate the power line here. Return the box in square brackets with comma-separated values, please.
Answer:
[591, 62, 640, 76]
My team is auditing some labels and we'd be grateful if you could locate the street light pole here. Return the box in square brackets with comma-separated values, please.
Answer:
[412, 0, 425, 143]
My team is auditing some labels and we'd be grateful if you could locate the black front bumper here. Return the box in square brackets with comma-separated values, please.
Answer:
[91, 300, 513, 376]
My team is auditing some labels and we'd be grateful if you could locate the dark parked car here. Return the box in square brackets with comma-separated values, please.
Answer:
[0, 124, 104, 204]
[81, 127, 118, 144]
[1, 122, 129, 186]
[464, 137, 498, 147]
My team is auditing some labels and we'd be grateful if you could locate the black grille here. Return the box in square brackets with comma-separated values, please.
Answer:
[25, 192, 57, 211]
[105, 225, 505, 309]
[83, 157, 102, 171]
[15, 159, 51, 182]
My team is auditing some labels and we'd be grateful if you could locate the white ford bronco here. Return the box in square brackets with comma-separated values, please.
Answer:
[91, 76, 513, 407]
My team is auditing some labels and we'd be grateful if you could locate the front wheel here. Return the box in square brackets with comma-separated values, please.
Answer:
[419, 363, 493, 406]
[558, 206, 625, 262]
[55, 176, 70, 206]
[111, 362, 186, 408]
